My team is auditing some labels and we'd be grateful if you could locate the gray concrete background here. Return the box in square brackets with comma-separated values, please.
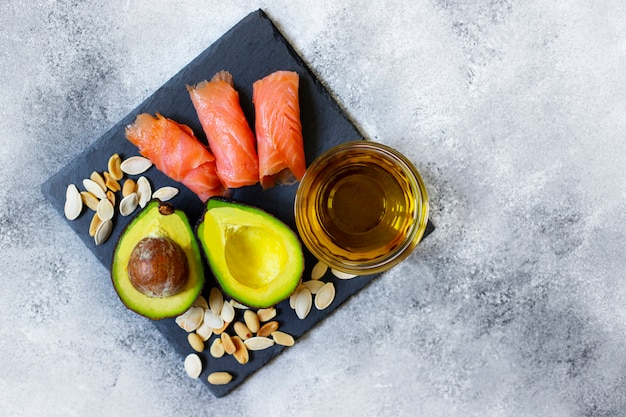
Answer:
[2, 1, 625, 416]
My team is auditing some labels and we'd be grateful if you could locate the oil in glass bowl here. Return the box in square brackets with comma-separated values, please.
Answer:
[295, 141, 429, 275]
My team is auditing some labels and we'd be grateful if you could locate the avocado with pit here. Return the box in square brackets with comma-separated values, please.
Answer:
[111, 200, 205, 319]
[196, 197, 304, 308]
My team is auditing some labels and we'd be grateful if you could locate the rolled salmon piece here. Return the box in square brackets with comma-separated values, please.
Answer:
[125, 113, 226, 201]
[253, 70, 306, 189]
[188, 71, 259, 189]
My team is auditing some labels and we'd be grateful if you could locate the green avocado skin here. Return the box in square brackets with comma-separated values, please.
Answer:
[111, 200, 205, 320]
[196, 197, 304, 309]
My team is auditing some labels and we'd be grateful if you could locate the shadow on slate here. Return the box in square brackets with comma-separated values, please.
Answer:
[41, 9, 434, 397]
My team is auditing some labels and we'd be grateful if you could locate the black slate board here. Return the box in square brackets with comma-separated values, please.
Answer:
[42, 9, 433, 397]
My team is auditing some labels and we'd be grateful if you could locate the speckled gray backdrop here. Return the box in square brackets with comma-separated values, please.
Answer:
[2, 1, 625, 416]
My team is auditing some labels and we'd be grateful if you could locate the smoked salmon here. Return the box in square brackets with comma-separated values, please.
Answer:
[188, 71, 259, 189]
[252, 70, 306, 189]
[125, 113, 226, 202]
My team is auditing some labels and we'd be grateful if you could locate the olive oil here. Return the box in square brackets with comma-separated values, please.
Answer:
[295, 142, 428, 274]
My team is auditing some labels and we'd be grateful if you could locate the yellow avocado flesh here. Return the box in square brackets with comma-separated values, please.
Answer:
[199, 201, 303, 308]
[111, 201, 204, 319]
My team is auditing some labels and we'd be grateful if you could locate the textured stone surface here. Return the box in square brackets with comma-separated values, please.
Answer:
[2, 1, 625, 416]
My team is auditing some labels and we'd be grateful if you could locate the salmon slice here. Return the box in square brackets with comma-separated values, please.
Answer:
[252, 70, 306, 189]
[188, 71, 259, 189]
[125, 113, 226, 201]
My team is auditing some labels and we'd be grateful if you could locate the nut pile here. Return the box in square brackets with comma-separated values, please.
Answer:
[63, 153, 179, 244]
[177, 286, 296, 385]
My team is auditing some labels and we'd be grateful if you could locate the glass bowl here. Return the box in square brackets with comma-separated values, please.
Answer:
[294, 141, 429, 275]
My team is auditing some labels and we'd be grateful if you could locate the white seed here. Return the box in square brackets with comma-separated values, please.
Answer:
[314, 282, 336, 310]
[303, 279, 325, 295]
[193, 295, 209, 309]
[94, 219, 112, 245]
[295, 287, 312, 320]
[136, 176, 151, 208]
[331, 268, 358, 280]
[311, 260, 328, 280]
[195, 321, 213, 341]
[188, 332, 205, 352]
[256, 307, 276, 322]
[229, 299, 249, 309]
[119, 193, 139, 216]
[290, 284, 306, 309]
[83, 178, 107, 200]
[184, 353, 202, 379]
[203, 308, 224, 329]
[244, 336, 275, 351]
[175, 306, 204, 332]
[64, 184, 82, 220]
[96, 198, 114, 221]
[219, 299, 235, 323]
[152, 186, 179, 202]
[209, 338, 225, 358]
[209, 287, 224, 316]
[271, 331, 295, 347]
[80, 191, 100, 211]
[120, 156, 152, 175]
[108, 153, 123, 181]
[208, 371, 232, 385]
[243, 310, 260, 333]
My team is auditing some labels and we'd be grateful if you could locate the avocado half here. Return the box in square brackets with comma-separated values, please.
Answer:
[196, 197, 304, 308]
[111, 200, 205, 319]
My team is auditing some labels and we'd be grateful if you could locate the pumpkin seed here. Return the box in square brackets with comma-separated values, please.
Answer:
[64, 184, 82, 220]
[188, 332, 205, 352]
[244, 336, 275, 351]
[229, 299, 249, 309]
[233, 321, 253, 340]
[219, 299, 235, 323]
[96, 198, 114, 221]
[271, 331, 295, 347]
[311, 260, 328, 280]
[243, 310, 260, 333]
[175, 306, 204, 332]
[136, 176, 151, 208]
[120, 156, 152, 175]
[303, 279, 325, 294]
[257, 321, 279, 338]
[108, 153, 123, 181]
[83, 178, 107, 200]
[331, 268, 357, 279]
[152, 186, 179, 201]
[209, 338, 225, 358]
[203, 308, 224, 329]
[208, 371, 232, 385]
[80, 191, 100, 211]
[184, 353, 202, 379]
[122, 179, 137, 197]
[290, 284, 306, 309]
[119, 193, 138, 216]
[295, 287, 312, 320]
[209, 287, 224, 317]
[90, 171, 107, 192]
[314, 282, 335, 310]
[193, 295, 209, 309]
[231, 336, 249, 365]
[195, 321, 213, 341]
[221, 332, 236, 355]
[88, 212, 102, 237]
[256, 307, 276, 322]
[94, 219, 112, 245]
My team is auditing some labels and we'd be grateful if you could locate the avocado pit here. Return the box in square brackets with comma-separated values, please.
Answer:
[128, 236, 189, 297]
